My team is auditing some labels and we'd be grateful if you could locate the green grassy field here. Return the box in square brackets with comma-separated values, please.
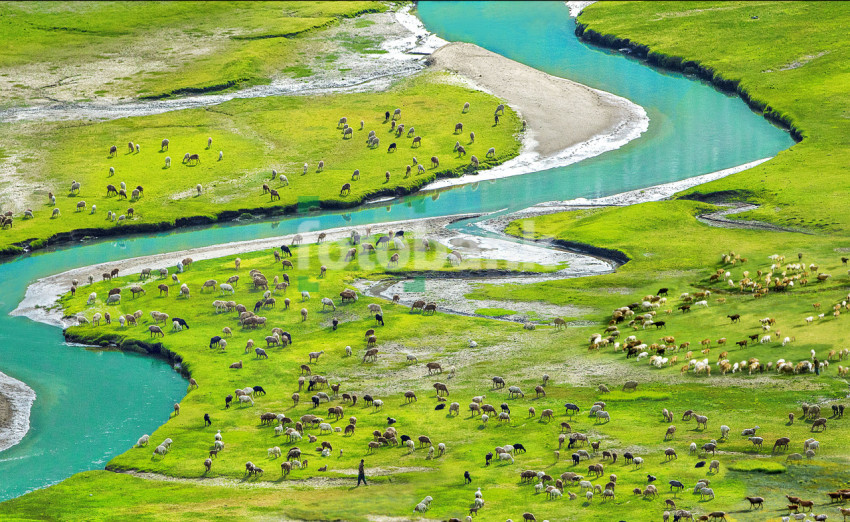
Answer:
[0, 1, 384, 103]
[3, 233, 850, 520]
[4, 2, 850, 521]
[0, 72, 521, 255]
[576, 1, 850, 233]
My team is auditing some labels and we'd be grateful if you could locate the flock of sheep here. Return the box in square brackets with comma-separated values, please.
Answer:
[64, 241, 850, 520]
[2, 99, 511, 240]
[581, 251, 850, 381]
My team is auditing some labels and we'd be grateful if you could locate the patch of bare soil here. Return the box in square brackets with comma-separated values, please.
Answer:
[111, 466, 431, 489]
[696, 202, 810, 234]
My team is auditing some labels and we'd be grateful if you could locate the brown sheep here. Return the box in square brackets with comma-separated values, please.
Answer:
[158, 284, 168, 296]
[433, 382, 449, 396]
[404, 391, 417, 403]
[426, 362, 442, 375]
[340, 183, 351, 196]
[431, 156, 439, 168]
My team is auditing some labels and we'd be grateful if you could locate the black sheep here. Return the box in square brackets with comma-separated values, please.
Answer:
[387, 143, 397, 153]
[400, 435, 411, 443]
[394, 230, 404, 237]
[485, 452, 493, 466]
[386, 417, 397, 425]
[571, 453, 579, 465]
[253, 386, 266, 396]
[204, 413, 211, 426]
[311, 395, 320, 408]
[332, 318, 339, 331]
[172, 317, 189, 329]
[209, 336, 222, 348]
[512, 443, 526, 454]
[435, 403, 446, 411]
[282, 332, 292, 345]
[280, 245, 292, 257]
[500, 403, 510, 414]
[464, 471, 472, 484]
[253, 300, 264, 312]
[225, 394, 233, 409]
[375, 313, 384, 326]
[669, 480, 684, 491]
[282, 273, 289, 283]
[647, 474, 657, 483]
[564, 403, 580, 416]
[695, 461, 706, 468]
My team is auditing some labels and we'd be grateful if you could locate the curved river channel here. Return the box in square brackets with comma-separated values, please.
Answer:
[0, 1, 793, 501]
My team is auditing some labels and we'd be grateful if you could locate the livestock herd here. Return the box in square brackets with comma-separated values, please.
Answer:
[63, 245, 850, 521]
[1, 100, 510, 236]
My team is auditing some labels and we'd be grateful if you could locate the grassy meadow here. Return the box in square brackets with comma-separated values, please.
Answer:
[0, 1, 384, 103]
[0, 73, 521, 255]
[577, 1, 850, 233]
[3, 233, 850, 520]
[4, 1, 850, 521]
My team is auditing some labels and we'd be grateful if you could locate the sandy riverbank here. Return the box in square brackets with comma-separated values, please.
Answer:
[11, 213, 613, 330]
[0, 372, 36, 453]
[421, 42, 648, 191]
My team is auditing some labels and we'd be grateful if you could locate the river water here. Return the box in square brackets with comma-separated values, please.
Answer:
[0, 1, 793, 502]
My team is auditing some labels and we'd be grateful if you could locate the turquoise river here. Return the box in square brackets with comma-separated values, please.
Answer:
[0, 1, 793, 501]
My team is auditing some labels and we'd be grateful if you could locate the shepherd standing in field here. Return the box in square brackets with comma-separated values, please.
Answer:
[357, 459, 367, 486]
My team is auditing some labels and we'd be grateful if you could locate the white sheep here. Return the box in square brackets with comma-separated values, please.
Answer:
[498, 452, 514, 463]
[239, 395, 254, 406]
[137, 434, 150, 447]
[165, 156, 171, 168]
[220, 283, 234, 295]
[481, 414, 489, 425]
[373, 399, 383, 410]
[633, 456, 644, 468]
[153, 445, 167, 456]
[87, 292, 97, 304]
[760, 335, 772, 344]
[218, 151, 223, 161]
[695, 300, 708, 307]
[301, 291, 310, 301]
[280, 174, 288, 186]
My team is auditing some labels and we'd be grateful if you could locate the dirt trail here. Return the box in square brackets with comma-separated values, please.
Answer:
[111, 465, 431, 490]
